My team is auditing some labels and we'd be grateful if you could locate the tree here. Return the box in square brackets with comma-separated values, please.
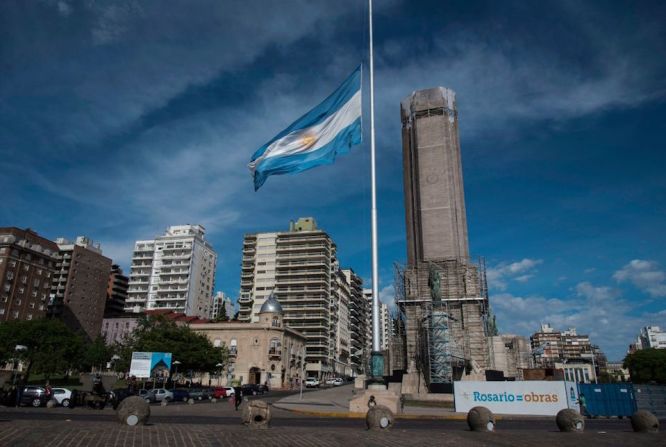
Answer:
[122, 315, 227, 374]
[80, 336, 112, 372]
[0, 319, 84, 382]
[623, 349, 666, 384]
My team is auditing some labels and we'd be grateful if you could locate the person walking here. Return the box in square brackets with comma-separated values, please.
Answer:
[578, 393, 588, 417]
[234, 386, 242, 411]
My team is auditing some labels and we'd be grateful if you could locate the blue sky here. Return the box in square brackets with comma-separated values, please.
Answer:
[1, 0, 665, 360]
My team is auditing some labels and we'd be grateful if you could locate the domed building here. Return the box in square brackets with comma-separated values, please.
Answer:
[191, 294, 306, 389]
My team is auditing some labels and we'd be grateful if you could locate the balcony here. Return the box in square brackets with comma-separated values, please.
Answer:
[268, 349, 281, 359]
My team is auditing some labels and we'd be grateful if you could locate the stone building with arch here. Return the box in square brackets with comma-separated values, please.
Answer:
[191, 295, 306, 389]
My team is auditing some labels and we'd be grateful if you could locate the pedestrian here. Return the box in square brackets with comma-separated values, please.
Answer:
[234, 386, 242, 411]
[578, 393, 588, 417]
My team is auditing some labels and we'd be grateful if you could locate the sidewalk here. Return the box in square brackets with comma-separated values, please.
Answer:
[273, 384, 468, 420]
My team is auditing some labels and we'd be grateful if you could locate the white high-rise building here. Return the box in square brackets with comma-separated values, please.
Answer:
[363, 288, 392, 351]
[125, 225, 217, 317]
[637, 326, 666, 350]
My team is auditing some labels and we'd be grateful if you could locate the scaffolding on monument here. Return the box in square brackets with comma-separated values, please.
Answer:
[396, 257, 492, 388]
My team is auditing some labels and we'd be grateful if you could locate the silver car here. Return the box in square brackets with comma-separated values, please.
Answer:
[152, 388, 173, 402]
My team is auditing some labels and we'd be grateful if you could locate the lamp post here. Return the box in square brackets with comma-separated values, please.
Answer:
[299, 347, 306, 400]
[172, 360, 181, 390]
[216, 363, 223, 386]
[13, 345, 27, 407]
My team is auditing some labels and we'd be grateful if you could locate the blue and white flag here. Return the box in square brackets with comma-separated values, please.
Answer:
[248, 66, 362, 190]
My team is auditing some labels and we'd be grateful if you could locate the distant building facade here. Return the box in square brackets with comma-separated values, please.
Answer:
[125, 225, 217, 318]
[48, 236, 112, 340]
[101, 314, 140, 345]
[488, 334, 532, 379]
[530, 323, 606, 380]
[0, 228, 59, 322]
[210, 291, 233, 321]
[192, 296, 306, 388]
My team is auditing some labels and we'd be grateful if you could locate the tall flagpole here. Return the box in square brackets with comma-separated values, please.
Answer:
[368, 0, 383, 379]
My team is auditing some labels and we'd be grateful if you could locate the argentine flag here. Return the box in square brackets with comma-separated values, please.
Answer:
[248, 66, 362, 190]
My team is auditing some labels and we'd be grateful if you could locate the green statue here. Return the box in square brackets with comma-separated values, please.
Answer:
[428, 264, 442, 303]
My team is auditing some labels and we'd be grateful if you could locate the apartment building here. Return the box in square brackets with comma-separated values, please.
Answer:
[530, 323, 602, 368]
[0, 228, 59, 322]
[48, 236, 112, 340]
[333, 269, 352, 377]
[125, 225, 217, 318]
[238, 217, 359, 380]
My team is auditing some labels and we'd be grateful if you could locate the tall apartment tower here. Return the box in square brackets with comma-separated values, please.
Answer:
[125, 225, 217, 318]
[238, 218, 357, 380]
[400, 88, 490, 390]
[0, 228, 59, 322]
[210, 291, 233, 321]
[49, 236, 113, 340]
[105, 264, 129, 317]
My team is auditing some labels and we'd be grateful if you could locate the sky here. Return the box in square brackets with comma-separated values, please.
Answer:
[1, 0, 665, 360]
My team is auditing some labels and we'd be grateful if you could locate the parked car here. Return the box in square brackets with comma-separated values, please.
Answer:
[138, 389, 156, 403]
[223, 387, 235, 397]
[172, 388, 190, 402]
[187, 388, 211, 401]
[212, 387, 227, 399]
[152, 388, 173, 402]
[110, 388, 134, 409]
[20, 386, 49, 407]
[331, 378, 344, 386]
[241, 384, 266, 396]
[305, 378, 320, 388]
[51, 388, 73, 407]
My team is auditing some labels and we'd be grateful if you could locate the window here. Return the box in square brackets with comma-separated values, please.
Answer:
[26, 314, 32, 320]
[6, 272, 13, 280]
[0, 308, 4, 315]
[230, 339, 237, 355]
[214, 338, 221, 347]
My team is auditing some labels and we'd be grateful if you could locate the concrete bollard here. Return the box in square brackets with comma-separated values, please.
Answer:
[187, 398, 195, 405]
[46, 399, 58, 408]
[241, 400, 271, 429]
[211, 398, 217, 404]
[160, 399, 168, 407]
[630, 410, 659, 433]
[116, 396, 150, 426]
[467, 406, 495, 432]
[556, 409, 585, 432]
[366, 405, 394, 430]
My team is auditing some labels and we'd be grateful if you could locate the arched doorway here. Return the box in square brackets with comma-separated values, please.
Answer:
[249, 367, 261, 385]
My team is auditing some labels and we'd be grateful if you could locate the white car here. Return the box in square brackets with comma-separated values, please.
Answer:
[305, 378, 320, 388]
[224, 387, 235, 396]
[152, 388, 174, 402]
[51, 388, 73, 407]
[332, 378, 344, 386]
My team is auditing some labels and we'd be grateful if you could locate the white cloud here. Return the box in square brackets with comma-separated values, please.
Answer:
[487, 258, 542, 290]
[613, 259, 666, 297]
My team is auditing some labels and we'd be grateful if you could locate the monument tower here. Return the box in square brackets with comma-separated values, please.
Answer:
[399, 87, 491, 393]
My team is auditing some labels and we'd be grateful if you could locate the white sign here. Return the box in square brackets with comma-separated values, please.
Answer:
[454, 381, 570, 416]
[129, 352, 152, 378]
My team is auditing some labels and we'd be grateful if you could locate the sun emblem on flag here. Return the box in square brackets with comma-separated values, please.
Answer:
[300, 133, 317, 148]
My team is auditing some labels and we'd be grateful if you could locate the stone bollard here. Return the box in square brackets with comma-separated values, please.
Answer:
[241, 400, 271, 429]
[366, 405, 394, 430]
[630, 410, 659, 433]
[187, 398, 195, 405]
[467, 406, 495, 432]
[46, 399, 58, 409]
[116, 396, 150, 426]
[160, 399, 168, 407]
[211, 398, 217, 404]
[556, 409, 585, 432]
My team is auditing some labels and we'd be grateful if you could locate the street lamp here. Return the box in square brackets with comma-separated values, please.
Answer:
[172, 360, 182, 390]
[215, 363, 223, 386]
[13, 345, 27, 407]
